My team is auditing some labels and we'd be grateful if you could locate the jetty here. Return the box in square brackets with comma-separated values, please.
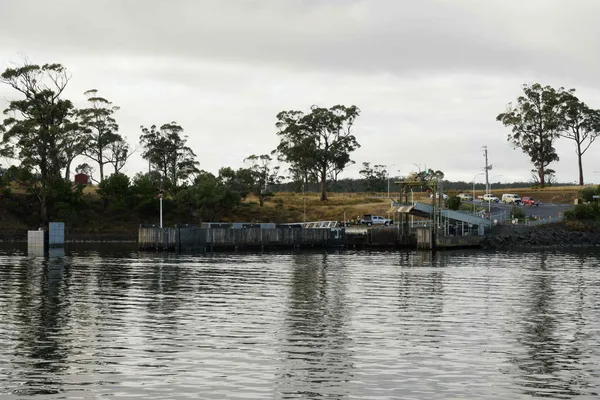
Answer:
[138, 201, 493, 252]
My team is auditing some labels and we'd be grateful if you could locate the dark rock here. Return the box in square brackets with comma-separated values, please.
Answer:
[481, 222, 600, 250]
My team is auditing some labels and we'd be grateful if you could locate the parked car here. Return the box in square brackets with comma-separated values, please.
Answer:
[429, 193, 449, 200]
[457, 193, 473, 201]
[361, 215, 393, 226]
[501, 194, 522, 204]
[483, 193, 500, 203]
[521, 196, 540, 206]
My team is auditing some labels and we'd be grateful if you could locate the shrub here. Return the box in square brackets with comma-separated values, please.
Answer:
[580, 185, 600, 202]
[564, 203, 600, 221]
[447, 196, 461, 210]
[511, 206, 526, 219]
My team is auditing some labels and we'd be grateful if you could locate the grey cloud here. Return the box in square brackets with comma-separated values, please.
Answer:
[1, 0, 599, 82]
[1, 1, 600, 183]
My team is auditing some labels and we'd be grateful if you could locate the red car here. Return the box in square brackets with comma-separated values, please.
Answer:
[522, 196, 540, 206]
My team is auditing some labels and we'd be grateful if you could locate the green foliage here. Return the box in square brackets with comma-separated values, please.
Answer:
[47, 179, 86, 223]
[178, 171, 241, 221]
[556, 91, 600, 185]
[459, 203, 485, 212]
[0, 62, 80, 222]
[359, 162, 387, 192]
[78, 89, 124, 181]
[139, 122, 199, 193]
[243, 154, 282, 206]
[218, 167, 253, 199]
[447, 196, 461, 210]
[98, 172, 131, 212]
[580, 185, 600, 202]
[497, 83, 562, 187]
[274, 105, 361, 201]
[130, 172, 161, 214]
[564, 202, 600, 221]
[511, 206, 526, 219]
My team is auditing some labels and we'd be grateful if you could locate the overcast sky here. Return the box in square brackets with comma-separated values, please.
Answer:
[1, 0, 600, 184]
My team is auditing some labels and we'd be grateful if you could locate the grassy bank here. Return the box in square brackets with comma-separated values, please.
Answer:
[0, 185, 584, 237]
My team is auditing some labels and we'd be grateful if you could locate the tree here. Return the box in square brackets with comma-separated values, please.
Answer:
[78, 89, 122, 182]
[75, 162, 94, 176]
[497, 83, 563, 187]
[275, 105, 360, 201]
[106, 137, 132, 174]
[97, 172, 131, 211]
[139, 122, 199, 194]
[447, 196, 461, 210]
[359, 162, 387, 192]
[63, 122, 89, 181]
[218, 167, 254, 200]
[179, 171, 241, 221]
[243, 154, 282, 206]
[556, 91, 600, 185]
[0, 62, 78, 223]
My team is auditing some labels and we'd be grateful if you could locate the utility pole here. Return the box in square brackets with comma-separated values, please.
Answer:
[483, 146, 491, 194]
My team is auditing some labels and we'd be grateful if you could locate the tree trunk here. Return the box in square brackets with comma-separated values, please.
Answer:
[259, 194, 265, 207]
[320, 168, 328, 201]
[539, 167, 545, 188]
[99, 161, 104, 182]
[64, 160, 72, 181]
[577, 143, 584, 185]
[40, 193, 48, 226]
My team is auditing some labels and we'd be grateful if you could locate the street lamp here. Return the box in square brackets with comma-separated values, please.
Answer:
[472, 172, 484, 212]
[386, 164, 395, 198]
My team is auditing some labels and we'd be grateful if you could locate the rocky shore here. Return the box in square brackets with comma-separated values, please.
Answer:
[480, 222, 600, 250]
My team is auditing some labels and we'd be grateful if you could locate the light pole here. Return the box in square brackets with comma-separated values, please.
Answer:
[472, 172, 484, 212]
[386, 164, 395, 198]
[159, 190, 163, 228]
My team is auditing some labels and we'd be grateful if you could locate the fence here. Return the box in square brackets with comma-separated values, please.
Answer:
[139, 226, 334, 251]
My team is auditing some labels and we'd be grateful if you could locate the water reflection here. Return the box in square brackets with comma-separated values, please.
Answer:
[11, 254, 71, 396]
[511, 253, 595, 398]
[278, 253, 354, 399]
[1, 246, 600, 399]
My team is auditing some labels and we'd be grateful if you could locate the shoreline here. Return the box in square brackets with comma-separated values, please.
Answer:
[2, 222, 599, 251]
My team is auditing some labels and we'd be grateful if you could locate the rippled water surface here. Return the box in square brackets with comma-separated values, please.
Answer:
[1, 245, 600, 399]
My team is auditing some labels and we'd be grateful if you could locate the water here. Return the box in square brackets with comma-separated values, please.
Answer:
[1, 245, 600, 399]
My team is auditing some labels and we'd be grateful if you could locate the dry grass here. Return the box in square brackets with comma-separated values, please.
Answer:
[233, 186, 584, 223]
[3, 182, 585, 224]
[231, 192, 396, 223]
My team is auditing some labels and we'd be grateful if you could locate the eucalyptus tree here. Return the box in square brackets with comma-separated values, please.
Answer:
[243, 154, 282, 206]
[274, 105, 360, 201]
[359, 162, 387, 192]
[139, 122, 199, 194]
[555, 90, 600, 185]
[78, 89, 122, 182]
[0, 62, 79, 222]
[496, 83, 563, 187]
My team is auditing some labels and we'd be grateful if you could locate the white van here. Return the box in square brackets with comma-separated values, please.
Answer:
[502, 194, 521, 204]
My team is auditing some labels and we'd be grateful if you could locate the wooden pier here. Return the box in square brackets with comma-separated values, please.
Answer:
[139, 225, 341, 251]
[138, 224, 482, 252]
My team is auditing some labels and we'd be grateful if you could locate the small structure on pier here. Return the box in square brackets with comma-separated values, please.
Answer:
[27, 222, 65, 257]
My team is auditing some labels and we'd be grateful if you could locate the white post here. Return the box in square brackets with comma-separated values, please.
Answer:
[159, 195, 163, 228]
[387, 175, 390, 198]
